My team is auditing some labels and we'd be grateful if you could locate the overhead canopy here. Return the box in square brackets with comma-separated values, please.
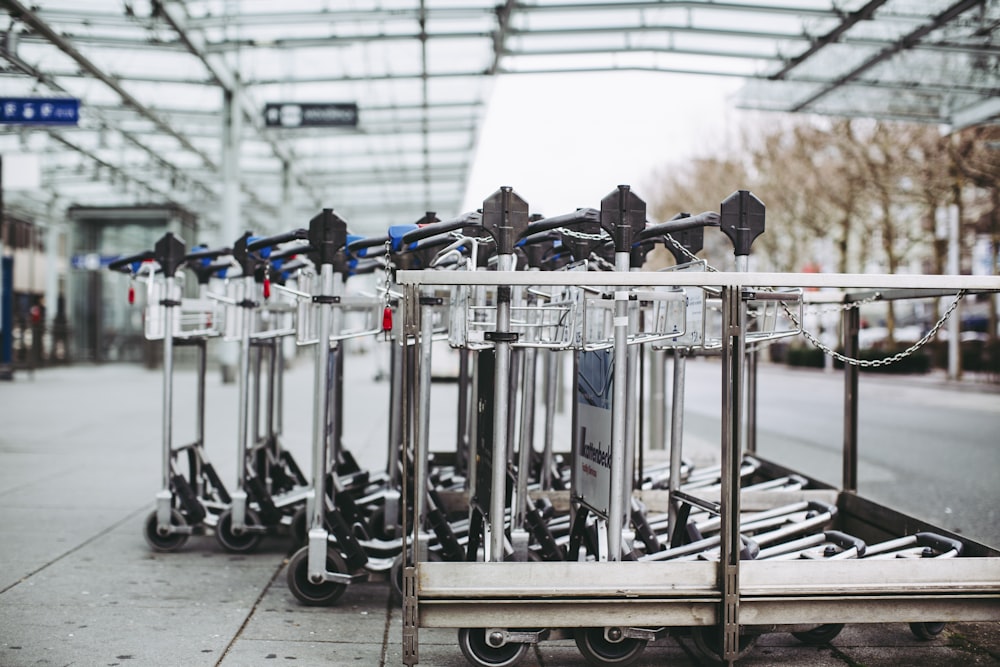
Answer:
[1, 0, 997, 238]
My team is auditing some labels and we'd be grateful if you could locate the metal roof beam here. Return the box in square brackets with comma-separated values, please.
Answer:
[504, 45, 784, 62]
[790, 0, 988, 112]
[769, 0, 891, 80]
[155, 0, 325, 208]
[0, 0, 218, 170]
[510, 1, 850, 20]
[490, 1, 518, 76]
[246, 69, 487, 86]
[185, 5, 494, 29]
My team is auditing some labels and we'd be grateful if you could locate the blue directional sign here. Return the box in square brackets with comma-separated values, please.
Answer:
[0, 98, 80, 125]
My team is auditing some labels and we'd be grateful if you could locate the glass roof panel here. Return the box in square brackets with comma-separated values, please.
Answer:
[3, 0, 996, 237]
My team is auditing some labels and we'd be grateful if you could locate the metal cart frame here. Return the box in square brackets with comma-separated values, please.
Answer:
[397, 268, 1000, 667]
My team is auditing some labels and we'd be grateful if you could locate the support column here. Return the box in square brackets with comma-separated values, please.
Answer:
[219, 83, 242, 382]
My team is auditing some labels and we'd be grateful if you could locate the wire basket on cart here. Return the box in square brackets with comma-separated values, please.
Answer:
[451, 283, 578, 350]
[141, 268, 225, 340]
[579, 284, 688, 351]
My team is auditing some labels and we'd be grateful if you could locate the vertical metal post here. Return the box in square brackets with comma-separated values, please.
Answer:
[329, 273, 345, 468]
[667, 349, 687, 543]
[417, 291, 435, 520]
[455, 347, 470, 477]
[401, 282, 420, 667]
[194, 338, 207, 492]
[513, 307, 537, 559]
[251, 339, 262, 450]
[235, 275, 255, 511]
[309, 264, 334, 540]
[720, 285, 745, 666]
[540, 348, 558, 490]
[387, 332, 404, 486]
[489, 253, 515, 562]
[745, 348, 758, 454]
[607, 251, 630, 561]
[408, 284, 430, 561]
[843, 303, 860, 493]
[624, 269, 641, 505]
[45, 215, 61, 344]
[161, 275, 176, 495]
[648, 348, 666, 450]
[219, 85, 242, 381]
[947, 205, 962, 380]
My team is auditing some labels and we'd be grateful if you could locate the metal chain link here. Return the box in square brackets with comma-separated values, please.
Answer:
[803, 292, 883, 314]
[666, 234, 883, 314]
[661, 233, 968, 368]
[784, 290, 966, 368]
[561, 227, 609, 241]
[665, 234, 718, 271]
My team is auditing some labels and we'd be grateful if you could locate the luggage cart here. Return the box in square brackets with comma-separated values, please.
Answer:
[283, 209, 396, 605]
[397, 190, 1000, 667]
[213, 229, 313, 553]
[108, 233, 233, 552]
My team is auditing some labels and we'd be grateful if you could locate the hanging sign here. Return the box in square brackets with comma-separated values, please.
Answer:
[0, 98, 79, 125]
[263, 102, 358, 128]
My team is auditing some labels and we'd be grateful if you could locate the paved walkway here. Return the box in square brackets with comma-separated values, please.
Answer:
[0, 363, 997, 666]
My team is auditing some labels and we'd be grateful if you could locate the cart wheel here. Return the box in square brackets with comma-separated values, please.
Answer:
[690, 626, 759, 665]
[909, 622, 946, 640]
[791, 623, 845, 645]
[143, 509, 189, 552]
[215, 508, 263, 553]
[457, 628, 528, 667]
[290, 506, 308, 548]
[286, 545, 349, 606]
[574, 627, 646, 666]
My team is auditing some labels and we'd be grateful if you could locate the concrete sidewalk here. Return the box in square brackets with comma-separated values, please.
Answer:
[1, 363, 998, 666]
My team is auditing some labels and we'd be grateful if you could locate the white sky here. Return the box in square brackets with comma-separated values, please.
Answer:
[462, 70, 745, 219]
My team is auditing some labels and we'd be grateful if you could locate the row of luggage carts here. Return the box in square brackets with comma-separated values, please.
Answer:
[109, 185, 999, 666]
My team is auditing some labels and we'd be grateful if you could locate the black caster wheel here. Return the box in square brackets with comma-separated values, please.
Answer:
[286, 545, 349, 606]
[457, 628, 528, 667]
[909, 622, 946, 640]
[574, 627, 647, 666]
[290, 506, 308, 548]
[143, 509, 189, 552]
[215, 508, 263, 553]
[792, 623, 845, 645]
[690, 626, 759, 665]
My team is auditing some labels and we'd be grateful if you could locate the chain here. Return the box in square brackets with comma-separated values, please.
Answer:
[803, 292, 882, 314]
[665, 234, 719, 271]
[784, 290, 966, 368]
[659, 233, 964, 368]
[561, 227, 609, 241]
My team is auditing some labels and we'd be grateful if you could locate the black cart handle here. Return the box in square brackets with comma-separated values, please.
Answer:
[400, 211, 480, 245]
[247, 228, 309, 253]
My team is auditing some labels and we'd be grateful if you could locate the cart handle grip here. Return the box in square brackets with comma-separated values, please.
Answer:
[522, 207, 600, 236]
[400, 211, 480, 245]
[347, 234, 389, 257]
[184, 245, 232, 263]
[267, 243, 313, 261]
[636, 211, 719, 242]
[247, 228, 309, 253]
[107, 250, 155, 272]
